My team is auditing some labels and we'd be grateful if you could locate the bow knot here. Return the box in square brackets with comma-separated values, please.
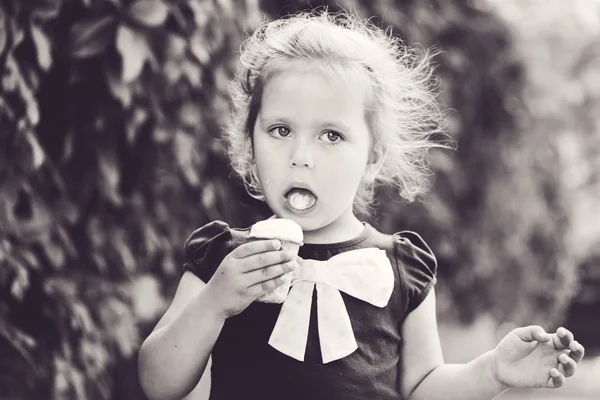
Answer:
[268, 248, 394, 363]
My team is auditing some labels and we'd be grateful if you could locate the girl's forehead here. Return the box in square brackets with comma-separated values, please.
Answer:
[261, 72, 363, 118]
[260, 62, 374, 112]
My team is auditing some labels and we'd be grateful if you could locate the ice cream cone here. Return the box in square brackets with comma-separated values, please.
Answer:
[248, 218, 303, 303]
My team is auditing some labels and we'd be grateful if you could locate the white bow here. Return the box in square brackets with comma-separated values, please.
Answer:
[268, 247, 394, 363]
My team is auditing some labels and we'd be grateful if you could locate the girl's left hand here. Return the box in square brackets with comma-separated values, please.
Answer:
[492, 325, 585, 389]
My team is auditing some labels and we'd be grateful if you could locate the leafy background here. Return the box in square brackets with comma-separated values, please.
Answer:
[0, 0, 598, 399]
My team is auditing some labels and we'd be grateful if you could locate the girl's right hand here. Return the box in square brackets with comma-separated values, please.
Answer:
[204, 239, 297, 319]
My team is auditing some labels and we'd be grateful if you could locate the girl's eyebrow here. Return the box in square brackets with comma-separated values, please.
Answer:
[318, 121, 351, 132]
[259, 115, 293, 125]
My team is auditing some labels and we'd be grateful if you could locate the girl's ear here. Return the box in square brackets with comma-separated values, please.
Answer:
[364, 142, 386, 183]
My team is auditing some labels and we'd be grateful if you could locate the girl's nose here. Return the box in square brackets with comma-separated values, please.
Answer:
[289, 139, 315, 169]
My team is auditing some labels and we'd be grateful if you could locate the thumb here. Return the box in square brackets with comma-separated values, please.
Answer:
[513, 325, 551, 343]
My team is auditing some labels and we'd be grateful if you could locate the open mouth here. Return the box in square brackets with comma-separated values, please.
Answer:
[284, 187, 317, 212]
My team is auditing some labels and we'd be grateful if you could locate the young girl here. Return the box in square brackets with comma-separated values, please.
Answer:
[138, 11, 585, 400]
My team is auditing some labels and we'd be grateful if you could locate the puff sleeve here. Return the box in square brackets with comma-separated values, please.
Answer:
[182, 220, 233, 283]
[394, 231, 438, 314]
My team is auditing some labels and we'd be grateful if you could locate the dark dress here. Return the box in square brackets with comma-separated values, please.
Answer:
[183, 220, 437, 400]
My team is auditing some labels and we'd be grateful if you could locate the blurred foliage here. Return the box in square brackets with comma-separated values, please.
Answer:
[0, 0, 261, 398]
[0, 0, 597, 398]
[489, 0, 600, 286]
[488, 0, 600, 349]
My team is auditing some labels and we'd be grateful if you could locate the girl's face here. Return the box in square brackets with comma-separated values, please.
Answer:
[252, 67, 374, 241]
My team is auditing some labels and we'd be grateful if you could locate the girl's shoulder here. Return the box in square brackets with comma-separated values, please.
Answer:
[392, 230, 437, 271]
[182, 220, 250, 282]
[363, 224, 437, 269]
[389, 229, 438, 313]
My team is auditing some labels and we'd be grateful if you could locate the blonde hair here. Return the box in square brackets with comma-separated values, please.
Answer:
[224, 10, 449, 215]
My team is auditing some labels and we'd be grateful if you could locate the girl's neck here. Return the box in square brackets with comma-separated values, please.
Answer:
[302, 212, 365, 245]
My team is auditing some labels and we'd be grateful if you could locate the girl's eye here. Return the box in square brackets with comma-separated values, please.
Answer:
[270, 126, 291, 137]
[321, 131, 343, 143]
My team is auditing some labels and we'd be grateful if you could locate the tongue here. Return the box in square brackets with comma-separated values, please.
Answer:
[286, 188, 316, 211]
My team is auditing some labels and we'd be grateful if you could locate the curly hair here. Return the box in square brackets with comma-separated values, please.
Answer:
[223, 10, 450, 216]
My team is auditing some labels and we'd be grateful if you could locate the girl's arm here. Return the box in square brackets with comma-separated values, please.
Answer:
[138, 272, 225, 400]
[138, 239, 297, 400]
[399, 288, 505, 399]
[400, 289, 583, 400]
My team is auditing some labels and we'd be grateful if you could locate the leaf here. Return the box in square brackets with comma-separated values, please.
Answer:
[190, 32, 210, 65]
[57, 226, 77, 258]
[30, 24, 52, 71]
[25, 130, 45, 169]
[163, 59, 182, 84]
[98, 151, 122, 205]
[174, 130, 201, 186]
[0, 9, 6, 54]
[141, 221, 161, 254]
[152, 126, 170, 143]
[202, 182, 216, 210]
[70, 16, 116, 59]
[181, 60, 201, 87]
[31, 0, 61, 21]
[12, 247, 40, 270]
[93, 253, 109, 272]
[113, 237, 135, 273]
[2, 57, 18, 92]
[104, 61, 132, 107]
[126, 107, 148, 144]
[44, 277, 77, 299]
[161, 253, 176, 275]
[129, 275, 167, 323]
[7, 54, 40, 125]
[10, 263, 30, 301]
[53, 357, 70, 398]
[215, 0, 233, 17]
[187, 0, 212, 28]
[22, 84, 40, 126]
[98, 298, 139, 358]
[79, 339, 110, 377]
[178, 102, 201, 128]
[128, 0, 169, 27]
[39, 233, 66, 270]
[213, 65, 230, 92]
[69, 363, 87, 400]
[71, 302, 95, 334]
[116, 25, 148, 83]
[165, 33, 186, 58]
[10, 17, 25, 48]
[2, 184, 54, 239]
[0, 313, 39, 375]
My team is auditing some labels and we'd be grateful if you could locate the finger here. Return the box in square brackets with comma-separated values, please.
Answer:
[547, 368, 565, 388]
[231, 239, 281, 259]
[246, 260, 297, 285]
[569, 340, 585, 363]
[247, 273, 289, 298]
[242, 250, 295, 272]
[514, 326, 551, 343]
[558, 353, 577, 377]
[557, 327, 575, 347]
